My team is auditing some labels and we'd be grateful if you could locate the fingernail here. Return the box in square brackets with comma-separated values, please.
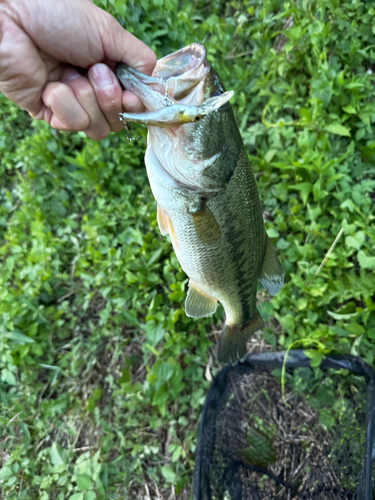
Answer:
[63, 68, 81, 82]
[92, 64, 114, 89]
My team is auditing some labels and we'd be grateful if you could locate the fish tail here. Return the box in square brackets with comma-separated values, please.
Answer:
[217, 314, 264, 364]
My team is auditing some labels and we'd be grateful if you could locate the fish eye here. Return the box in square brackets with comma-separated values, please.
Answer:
[194, 116, 201, 121]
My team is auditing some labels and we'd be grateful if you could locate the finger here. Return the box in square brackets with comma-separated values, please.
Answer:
[88, 63, 124, 132]
[12, 0, 157, 76]
[96, 62, 146, 113]
[42, 81, 89, 130]
[122, 90, 145, 113]
[61, 68, 110, 140]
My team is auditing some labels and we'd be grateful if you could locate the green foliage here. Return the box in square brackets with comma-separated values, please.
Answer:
[1, 0, 375, 498]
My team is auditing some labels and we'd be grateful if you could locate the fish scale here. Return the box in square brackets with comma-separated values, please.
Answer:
[206, 147, 266, 325]
[117, 43, 284, 363]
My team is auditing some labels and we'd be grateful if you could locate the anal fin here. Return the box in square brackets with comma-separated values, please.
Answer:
[190, 203, 221, 245]
[217, 314, 264, 364]
[260, 236, 284, 296]
[185, 280, 217, 318]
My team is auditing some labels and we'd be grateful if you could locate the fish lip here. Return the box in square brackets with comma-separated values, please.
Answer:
[116, 63, 163, 86]
[116, 63, 166, 110]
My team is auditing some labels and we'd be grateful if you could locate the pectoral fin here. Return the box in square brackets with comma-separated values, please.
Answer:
[190, 203, 221, 244]
[260, 237, 284, 296]
[157, 205, 169, 236]
[185, 280, 217, 318]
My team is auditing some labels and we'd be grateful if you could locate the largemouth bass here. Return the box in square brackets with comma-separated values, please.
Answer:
[117, 43, 284, 363]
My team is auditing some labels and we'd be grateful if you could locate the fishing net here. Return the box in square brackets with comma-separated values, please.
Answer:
[193, 351, 375, 500]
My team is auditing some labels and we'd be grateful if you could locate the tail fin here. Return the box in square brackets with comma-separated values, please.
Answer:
[217, 314, 264, 364]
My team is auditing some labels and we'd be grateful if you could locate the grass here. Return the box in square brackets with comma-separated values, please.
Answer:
[1, 0, 375, 498]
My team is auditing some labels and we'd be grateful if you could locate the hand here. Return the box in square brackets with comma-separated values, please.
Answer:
[0, 0, 156, 139]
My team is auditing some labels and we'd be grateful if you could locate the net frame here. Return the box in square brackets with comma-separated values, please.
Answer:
[193, 350, 375, 500]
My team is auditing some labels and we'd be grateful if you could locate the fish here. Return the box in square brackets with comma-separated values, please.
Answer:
[116, 43, 284, 363]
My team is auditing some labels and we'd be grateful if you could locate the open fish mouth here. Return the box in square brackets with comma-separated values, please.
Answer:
[155, 43, 207, 80]
[153, 43, 209, 103]
[116, 43, 233, 127]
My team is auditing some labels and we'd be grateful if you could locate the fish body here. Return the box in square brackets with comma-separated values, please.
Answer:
[117, 43, 284, 363]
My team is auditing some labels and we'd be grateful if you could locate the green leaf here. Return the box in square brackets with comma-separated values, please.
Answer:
[266, 228, 279, 238]
[318, 408, 336, 430]
[154, 361, 175, 382]
[288, 182, 313, 205]
[118, 368, 131, 384]
[161, 466, 177, 483]
[328, 311, 357, 320]
[324, 123, 351, 137]
[358, 250, 375, 269]
[0, 467, 13, 480]
[4, 331, 35, 344]
[305, 349, 324, 367]
[148, 246, 163, 266]
[342, 105, 356, 114]
[76, 474, 92, 491]
[50, 443, 65, 466]
[345, 323, 365, 336]
[345, 231, 365, 250]
[279, 314, 295, 334]
[69, 494, 84, 500]
[85, 492, 97, 500]
[145, 320, 165, 345]
[326, 173, 346, 185]
[355, 128, 366, 141]
[1, 368, 17, 385]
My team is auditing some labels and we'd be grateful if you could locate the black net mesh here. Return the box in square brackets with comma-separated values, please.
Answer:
[194, 351, 375, 500]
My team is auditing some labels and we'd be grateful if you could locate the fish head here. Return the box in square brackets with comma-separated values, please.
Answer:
[153, 43, 223, 104]
[117, 44, 239, 191]
[116, 43, 233, 125]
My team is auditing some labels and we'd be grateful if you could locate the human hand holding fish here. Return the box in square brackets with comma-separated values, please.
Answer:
[0, 0, 156, 139]
[116, 44, 285, 363]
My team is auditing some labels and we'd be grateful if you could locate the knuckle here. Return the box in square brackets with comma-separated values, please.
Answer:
[86, 123, 111, 141]
[110, 122, 124, 133]
[75, 116, 90, 131]
[44, 83, 90, 131]
[44, 82, 63, 102]
[100, 97, 122, 114]
[75, 81, 94, 100]
[87, 130, 109, 141]
[146, 48, 158, 70]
